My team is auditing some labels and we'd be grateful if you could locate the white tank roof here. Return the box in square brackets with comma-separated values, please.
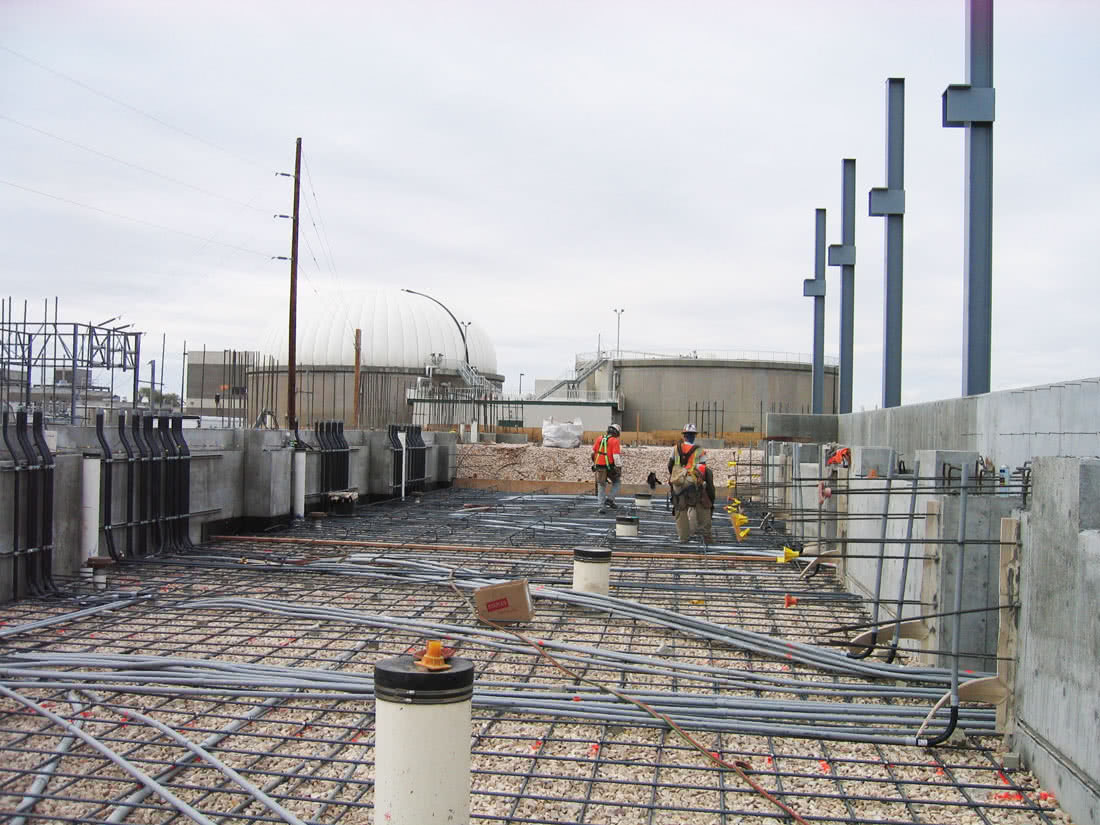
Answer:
[260, 286, 497, 374]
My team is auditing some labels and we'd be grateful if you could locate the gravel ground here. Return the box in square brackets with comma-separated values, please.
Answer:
[457, 444, 764, 486]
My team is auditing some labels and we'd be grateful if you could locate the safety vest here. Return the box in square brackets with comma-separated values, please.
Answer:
[593, 435, 616, 466]
[671, 442, 704, 471]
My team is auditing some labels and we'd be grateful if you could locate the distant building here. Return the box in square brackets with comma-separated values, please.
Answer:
[251, 287, 503, 430]
[185, 349, 257, 424]
[536, 349, 839, 436]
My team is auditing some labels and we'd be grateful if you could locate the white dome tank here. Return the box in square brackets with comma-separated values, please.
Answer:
[260, 286, 497, 374]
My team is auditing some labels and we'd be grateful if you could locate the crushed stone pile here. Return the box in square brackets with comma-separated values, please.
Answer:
[456, 443, 764, 487]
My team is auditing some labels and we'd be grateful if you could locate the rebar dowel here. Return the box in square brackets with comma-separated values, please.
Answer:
[886, 460, 921, 663]
[849, 449, 895, 659]
[950, 463, 969, 706]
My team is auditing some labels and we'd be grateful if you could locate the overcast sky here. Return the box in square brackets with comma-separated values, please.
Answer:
[3, 0, 1098, 410]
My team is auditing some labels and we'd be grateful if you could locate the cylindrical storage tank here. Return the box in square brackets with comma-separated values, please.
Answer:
[373, 653, 474, 824]
[81, 454, 100, 564]
[572, 547, 612, 595]
[634, 492, 652, 509]
[292, 449, 306, 519]
[615, 515, 639, 538]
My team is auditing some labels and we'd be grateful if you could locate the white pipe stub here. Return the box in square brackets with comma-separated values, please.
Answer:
[615, 515, 639, 538]
[573, 547, 612, 595]
[373, 653, 474, 824]
[80, 454, 101, 564]
[292, 449, 306, 520]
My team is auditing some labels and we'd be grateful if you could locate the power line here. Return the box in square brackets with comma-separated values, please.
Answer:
[1, 178, 270, 257]
[302, 156, 341, 283]
[0, 43, 269, 171]
[1, 115, 268, 212]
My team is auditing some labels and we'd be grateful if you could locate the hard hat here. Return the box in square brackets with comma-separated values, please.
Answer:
[682, 423, 697, 434]
[608, 423, 621, 434]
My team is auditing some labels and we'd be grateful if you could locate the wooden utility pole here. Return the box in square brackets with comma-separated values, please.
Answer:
[352, 328, 362, 428]
[287, 137, 302, 430]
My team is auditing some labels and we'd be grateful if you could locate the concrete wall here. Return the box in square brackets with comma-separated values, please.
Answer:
[766, 443, 1014, 671]
[1016, 457, 1100, 825]
[837, 376, 1100, 471]
[1, 423, 456, 601]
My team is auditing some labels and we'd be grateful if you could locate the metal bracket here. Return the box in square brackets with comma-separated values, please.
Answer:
[827, 243, 855, 267]
[802, 278, 826, 298]
[868, 187, 905, 216]
[942, 84, 995, 127]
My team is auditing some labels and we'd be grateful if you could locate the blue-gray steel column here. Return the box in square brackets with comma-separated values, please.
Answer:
[944, 0, 995, 396]
[869, 78, 906, 409]
[802, 209, 827, 414]
[828, 159, 856, 414]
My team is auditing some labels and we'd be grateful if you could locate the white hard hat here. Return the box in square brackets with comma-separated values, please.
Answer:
[682, 423, 697, 434]
[608, 423, 621, 434]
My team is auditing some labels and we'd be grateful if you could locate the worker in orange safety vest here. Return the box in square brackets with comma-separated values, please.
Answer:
[592, 423, 622, 513]
[667, 423, 715, 543]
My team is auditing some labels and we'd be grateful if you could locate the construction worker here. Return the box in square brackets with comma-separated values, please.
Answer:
[667, 423, 714, 543]
[592, 423, 622, 513]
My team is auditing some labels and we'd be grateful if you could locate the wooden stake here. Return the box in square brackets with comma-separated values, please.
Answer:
[352, 328, 362, 428]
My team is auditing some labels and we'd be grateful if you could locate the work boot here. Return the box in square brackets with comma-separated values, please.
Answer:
[606, 500, 618, 509]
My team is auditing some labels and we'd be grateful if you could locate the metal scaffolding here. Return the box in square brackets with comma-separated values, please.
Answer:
[0, 297, 142, 425]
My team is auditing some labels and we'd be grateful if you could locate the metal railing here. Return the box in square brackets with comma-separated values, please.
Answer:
[576, 348, 840, 367]
[405, 388, 621, 405]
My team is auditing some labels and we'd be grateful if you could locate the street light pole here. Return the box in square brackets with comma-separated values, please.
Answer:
[401, 288, 470, 365]
[613, 308, 625, 360]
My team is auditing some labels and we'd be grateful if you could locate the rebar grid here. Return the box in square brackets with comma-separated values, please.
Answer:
[0, 488, 1064, 824]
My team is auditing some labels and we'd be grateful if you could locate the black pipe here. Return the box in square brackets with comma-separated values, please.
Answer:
[142, 413, 162, 553]
[117, 411, 135, 557]
[130, 410, 150, 556]
[2, 411, 26, 601]
[171, 415, 193, 548]
[93, 410, 120, 562]
[13, 411, 42, 596]
[916, 705, 959, 747]
[157, 415, 178, 550]
[30, 411, 56, 593]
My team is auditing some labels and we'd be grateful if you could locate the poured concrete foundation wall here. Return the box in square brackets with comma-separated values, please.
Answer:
[765, 443, 1011, 671]
[1017, 457, 1100, 825]
[838, 377, 1100, 470]
[766, 375, 1100, 471]
[1, 425, 456, 603]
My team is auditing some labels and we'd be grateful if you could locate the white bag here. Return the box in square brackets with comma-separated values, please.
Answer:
[541, 417, 583, 448]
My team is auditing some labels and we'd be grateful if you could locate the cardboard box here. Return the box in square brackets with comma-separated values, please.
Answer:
[474, 579, 535, 623]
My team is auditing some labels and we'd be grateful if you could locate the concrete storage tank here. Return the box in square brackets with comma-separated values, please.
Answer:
[250, 287, 502, 429]
[560, 350, 839, 437]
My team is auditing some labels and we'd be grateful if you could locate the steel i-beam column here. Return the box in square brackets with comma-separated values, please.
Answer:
[870, 78, 906, 408]
[803, 209, 827, 414]
[828, 159, 857, 414]
[944, 0, 995, 396]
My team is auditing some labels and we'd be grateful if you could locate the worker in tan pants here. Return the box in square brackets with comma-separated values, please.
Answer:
[668, 424, 716, 544]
